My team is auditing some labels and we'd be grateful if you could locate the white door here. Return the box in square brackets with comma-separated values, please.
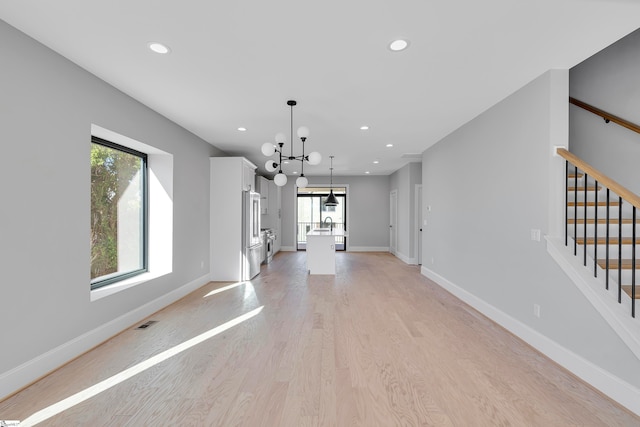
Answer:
[390, 190, 397, 255]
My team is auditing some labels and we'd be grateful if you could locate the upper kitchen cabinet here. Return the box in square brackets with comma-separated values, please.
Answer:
[257, 176, 270, 214]
[242, 159, 256, 192]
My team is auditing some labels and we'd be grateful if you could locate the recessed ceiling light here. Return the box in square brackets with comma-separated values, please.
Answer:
[283, 160, 290, 164]
[292, 171, 298, 175]
[386, 143, 394, 148]
[389, 39, 409, 52]
[148, 42, 170, 54]
[373, 160, 380, 164]
[360, 126, 369, 130]
[237, 127, 247, 132]
[365, 171, 370, 174]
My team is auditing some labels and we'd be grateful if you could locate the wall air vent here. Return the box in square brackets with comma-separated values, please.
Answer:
[136, 320, 158, 330]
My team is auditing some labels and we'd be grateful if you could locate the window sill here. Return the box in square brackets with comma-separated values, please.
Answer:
[90, 270, 169, 301]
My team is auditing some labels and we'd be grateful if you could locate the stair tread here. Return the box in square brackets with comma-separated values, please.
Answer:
[567, 201, 621, 207]
[621, 285, 640, 299]
[568, 186, 602, 191]
[597, 259, 640, 269]
[575, 237, 640, 245]
[568, 218, 640, 224]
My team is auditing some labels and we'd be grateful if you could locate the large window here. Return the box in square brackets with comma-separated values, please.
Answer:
[90, 136, 148, 289]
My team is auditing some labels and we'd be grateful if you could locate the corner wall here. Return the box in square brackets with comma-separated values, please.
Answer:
[389, 162, 422, 263]
[569, 27, 640, 194]
[0, 20, 224, 398]
[422, 69, 640, 411]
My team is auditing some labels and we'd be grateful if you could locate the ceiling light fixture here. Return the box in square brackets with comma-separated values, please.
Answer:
[360, 126, 369, 130]
[237, 127, 247, 132]
[262, 100, 321, 187]
[373, 160, 380, 164]
[389, 39, 409, 52]
[148, 42, 170, 54]
[386, 143, 394, 148]
[325, 156, 338, 206]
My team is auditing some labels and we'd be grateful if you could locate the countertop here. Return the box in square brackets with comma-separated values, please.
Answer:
[306, 228, 348, 237]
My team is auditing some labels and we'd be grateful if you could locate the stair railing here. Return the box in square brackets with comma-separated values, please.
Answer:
[557, 148, 639, 317]
[570, 97, 640, 135]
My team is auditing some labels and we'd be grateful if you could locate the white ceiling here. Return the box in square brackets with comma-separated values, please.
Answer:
[1, 1, 639, 176]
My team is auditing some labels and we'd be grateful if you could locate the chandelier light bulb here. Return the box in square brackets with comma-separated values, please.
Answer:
[261, 142, 276, 156]
[296, 176, 309, 188]
[265, 160, 278, 172]
[274, 173, 288, 187]
[297, 126, 310, 139]
[275, 132, 286, 144]
[307, 151, 322, 166]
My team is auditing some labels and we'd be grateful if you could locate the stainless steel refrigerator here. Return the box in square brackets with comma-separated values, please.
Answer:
[242, 190, 262, 280]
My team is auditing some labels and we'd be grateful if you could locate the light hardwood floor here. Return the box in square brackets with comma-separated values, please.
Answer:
[1, 252, 639, 426]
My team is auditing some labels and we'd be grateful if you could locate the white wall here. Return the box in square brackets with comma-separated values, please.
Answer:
[390, 162, 422, 263]
[280, 175, 390, 250]
[570, 27, 640, 194]
[0, 20, 225, 398]
[422, 69, 640, 398]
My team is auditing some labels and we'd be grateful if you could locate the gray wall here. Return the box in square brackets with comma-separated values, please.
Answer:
[390, 162, 422, 262]
[0, 20, 225, 387]
[280, 175, 390, 250]
[570, 28, 640, 194]
[422, 70, 640, 389]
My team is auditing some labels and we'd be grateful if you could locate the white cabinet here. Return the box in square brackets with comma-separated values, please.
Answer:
[270, 181, 281, 253]
[242, 160, 256, 191]
[210, 157, 257, 281]
[257, 176, 270, 214]
[307, 233, 336, 274]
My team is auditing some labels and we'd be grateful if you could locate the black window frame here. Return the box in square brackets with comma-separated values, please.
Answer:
[90, 135, 149, 290]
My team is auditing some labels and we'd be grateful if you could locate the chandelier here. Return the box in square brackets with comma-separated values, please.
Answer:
[261, 100, 321, 187]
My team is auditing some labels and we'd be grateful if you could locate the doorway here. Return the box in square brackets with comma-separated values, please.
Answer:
[296, 187, 346, 251]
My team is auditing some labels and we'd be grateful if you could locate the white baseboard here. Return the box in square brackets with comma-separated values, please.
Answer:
[0, 273, 211, 401]
[347, 246, 390, 252]
[545, 236, 640, 360]
[421, 266, 640, 417]
[280, 246, 297, 252]
[393, 251, 417, 265]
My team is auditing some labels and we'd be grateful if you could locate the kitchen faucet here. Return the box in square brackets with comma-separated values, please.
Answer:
[323, 216, 333, 230]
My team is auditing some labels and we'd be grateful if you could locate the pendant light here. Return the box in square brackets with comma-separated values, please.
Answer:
[261, 100, 321, 187]
[325, 156, 338, 206]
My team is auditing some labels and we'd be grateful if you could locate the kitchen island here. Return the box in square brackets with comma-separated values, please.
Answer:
[306, 228, 347, 275]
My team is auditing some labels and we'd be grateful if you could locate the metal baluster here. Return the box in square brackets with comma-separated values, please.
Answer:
[618, 197, 623, 303]
[606, 189, 610, 290]
[584, 173, 588, 266]
[565, 161, 568, 247]
[574, 166, 578, 256]
[633, 207, 636, 318]
[594, 179, 598, 276]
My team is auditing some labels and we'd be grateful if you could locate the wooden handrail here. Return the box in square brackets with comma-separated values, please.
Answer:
[569, 97, 640, 135]
[556, 148, 640, 210]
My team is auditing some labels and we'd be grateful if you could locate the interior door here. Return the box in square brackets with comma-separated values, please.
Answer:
[390, 190, 397, 255]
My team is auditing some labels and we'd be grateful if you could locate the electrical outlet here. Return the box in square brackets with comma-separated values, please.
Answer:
[427, 205, 432, 212]
[533, 304, 541, 318]
[201, 260, 204, 269]
[531, 229, 541, 242]
[431, 257, 435, 265]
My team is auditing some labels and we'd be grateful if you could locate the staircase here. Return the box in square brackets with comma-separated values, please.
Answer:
[562, 154, 639, 317]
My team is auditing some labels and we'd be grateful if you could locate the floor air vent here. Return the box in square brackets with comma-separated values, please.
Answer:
[136, 320, 158, 330]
